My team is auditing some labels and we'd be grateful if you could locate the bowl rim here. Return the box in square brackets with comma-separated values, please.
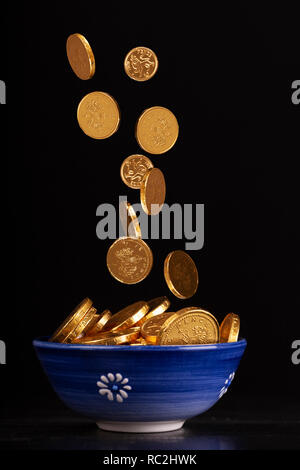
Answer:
[33, 336, 247, 351]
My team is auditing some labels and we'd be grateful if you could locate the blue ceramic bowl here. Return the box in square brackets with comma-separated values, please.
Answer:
[33, 337, 247, 433]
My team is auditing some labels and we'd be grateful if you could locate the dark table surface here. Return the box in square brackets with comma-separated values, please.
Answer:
[1, 393, 299, 451]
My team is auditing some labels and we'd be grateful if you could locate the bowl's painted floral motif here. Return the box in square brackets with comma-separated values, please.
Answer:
[97, 372, 132, 403]
[218, 371, 235, 399]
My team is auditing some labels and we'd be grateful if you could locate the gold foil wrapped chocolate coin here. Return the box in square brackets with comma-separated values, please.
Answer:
[124, 47, 158, 82]
[141, 312, 176, 344]
[120, 154, 153, 189]
[77, 91, 120, 139]
[158, 308, 219, 345]
[49, 297, 94, 343]
[220, 313, 240, 343]
[136, 106, 179, 154]
[66, 33, 95, 80]
[102, 301, 149, 332]
[164, 250, 199, 299]
[106, 237, 153, 284]
[139, 296, 170, 324]
[73, 327, 141, 345]
[140, 167, 166, 215]
[84, 309, 112, 336]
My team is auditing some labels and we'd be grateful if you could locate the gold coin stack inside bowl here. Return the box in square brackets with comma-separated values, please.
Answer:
[49, 297, 240, 346]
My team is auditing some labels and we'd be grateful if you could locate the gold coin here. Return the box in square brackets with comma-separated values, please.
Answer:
[102, 301, 148, 332]
[66, 33, 95, 80]
[119, 200, 142, 238]
[49, 297, 93, 343]
[73, 327, 140, 345]
[139, 296, 170, 324]
[220, 313, 240, 343]
[124, 46, 158, 82]
[136, 106, 179, 154]
[158, 307, 219, 345]
[130, 337, 148, 345]
[120, 154, 153, 189]
[84, 309, 112, 336]
[140, 167, 166, 215]
[106, 237, 153, 284]
[141, 312, 176, 344]
[71, 306, 99, 342]
[77, 91, 120, 139]
[164, 250, 199, 299]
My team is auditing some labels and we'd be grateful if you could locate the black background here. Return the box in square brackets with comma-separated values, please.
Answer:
[1, 0, 300, 452]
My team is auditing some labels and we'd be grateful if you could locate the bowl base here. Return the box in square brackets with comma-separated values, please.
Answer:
[96, 420, 185, 433]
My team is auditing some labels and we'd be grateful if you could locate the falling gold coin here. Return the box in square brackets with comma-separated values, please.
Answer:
[102, 301, 148, 332]
[141, 312, 176, 344]
[139, 296, 170, 324]
[158, 307, 219, 345]
[73, 327, 140, 345]
[84, 309, 112, 336]
[120, 154, 153, 189]
[77, 91, 120, 139]
[124, 46, 158, 82]
[140, 167, 166, 215]
[164, 250, 199, 299]
[66, 33, 95, 80]
[49, 297, 93, 343]
[135, 106, 179, 154]
[119, 200, 142, 238]
[220, 313, 240, 343]
[106, 237, 153, 284]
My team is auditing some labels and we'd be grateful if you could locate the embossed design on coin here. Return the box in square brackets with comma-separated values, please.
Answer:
[159, 308, 219, 345]
[136, 106, 179, 154]
[124, 47, 158, 81]
[120, 154, 153, 189]
[164, 250, 199, 299]
[66, 33, 95, 80]
[106, 237, 153, 284]
[97, 373, 132, 402]
[77, 91, 120, 139]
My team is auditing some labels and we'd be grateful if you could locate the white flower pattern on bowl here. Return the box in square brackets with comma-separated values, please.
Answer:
[97, 373, 132, 403]
[218, 372, 235, 399]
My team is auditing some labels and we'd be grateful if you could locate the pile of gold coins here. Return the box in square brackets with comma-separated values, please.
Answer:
[49, 296, 240, 346]
[49, 34, 241, 346]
